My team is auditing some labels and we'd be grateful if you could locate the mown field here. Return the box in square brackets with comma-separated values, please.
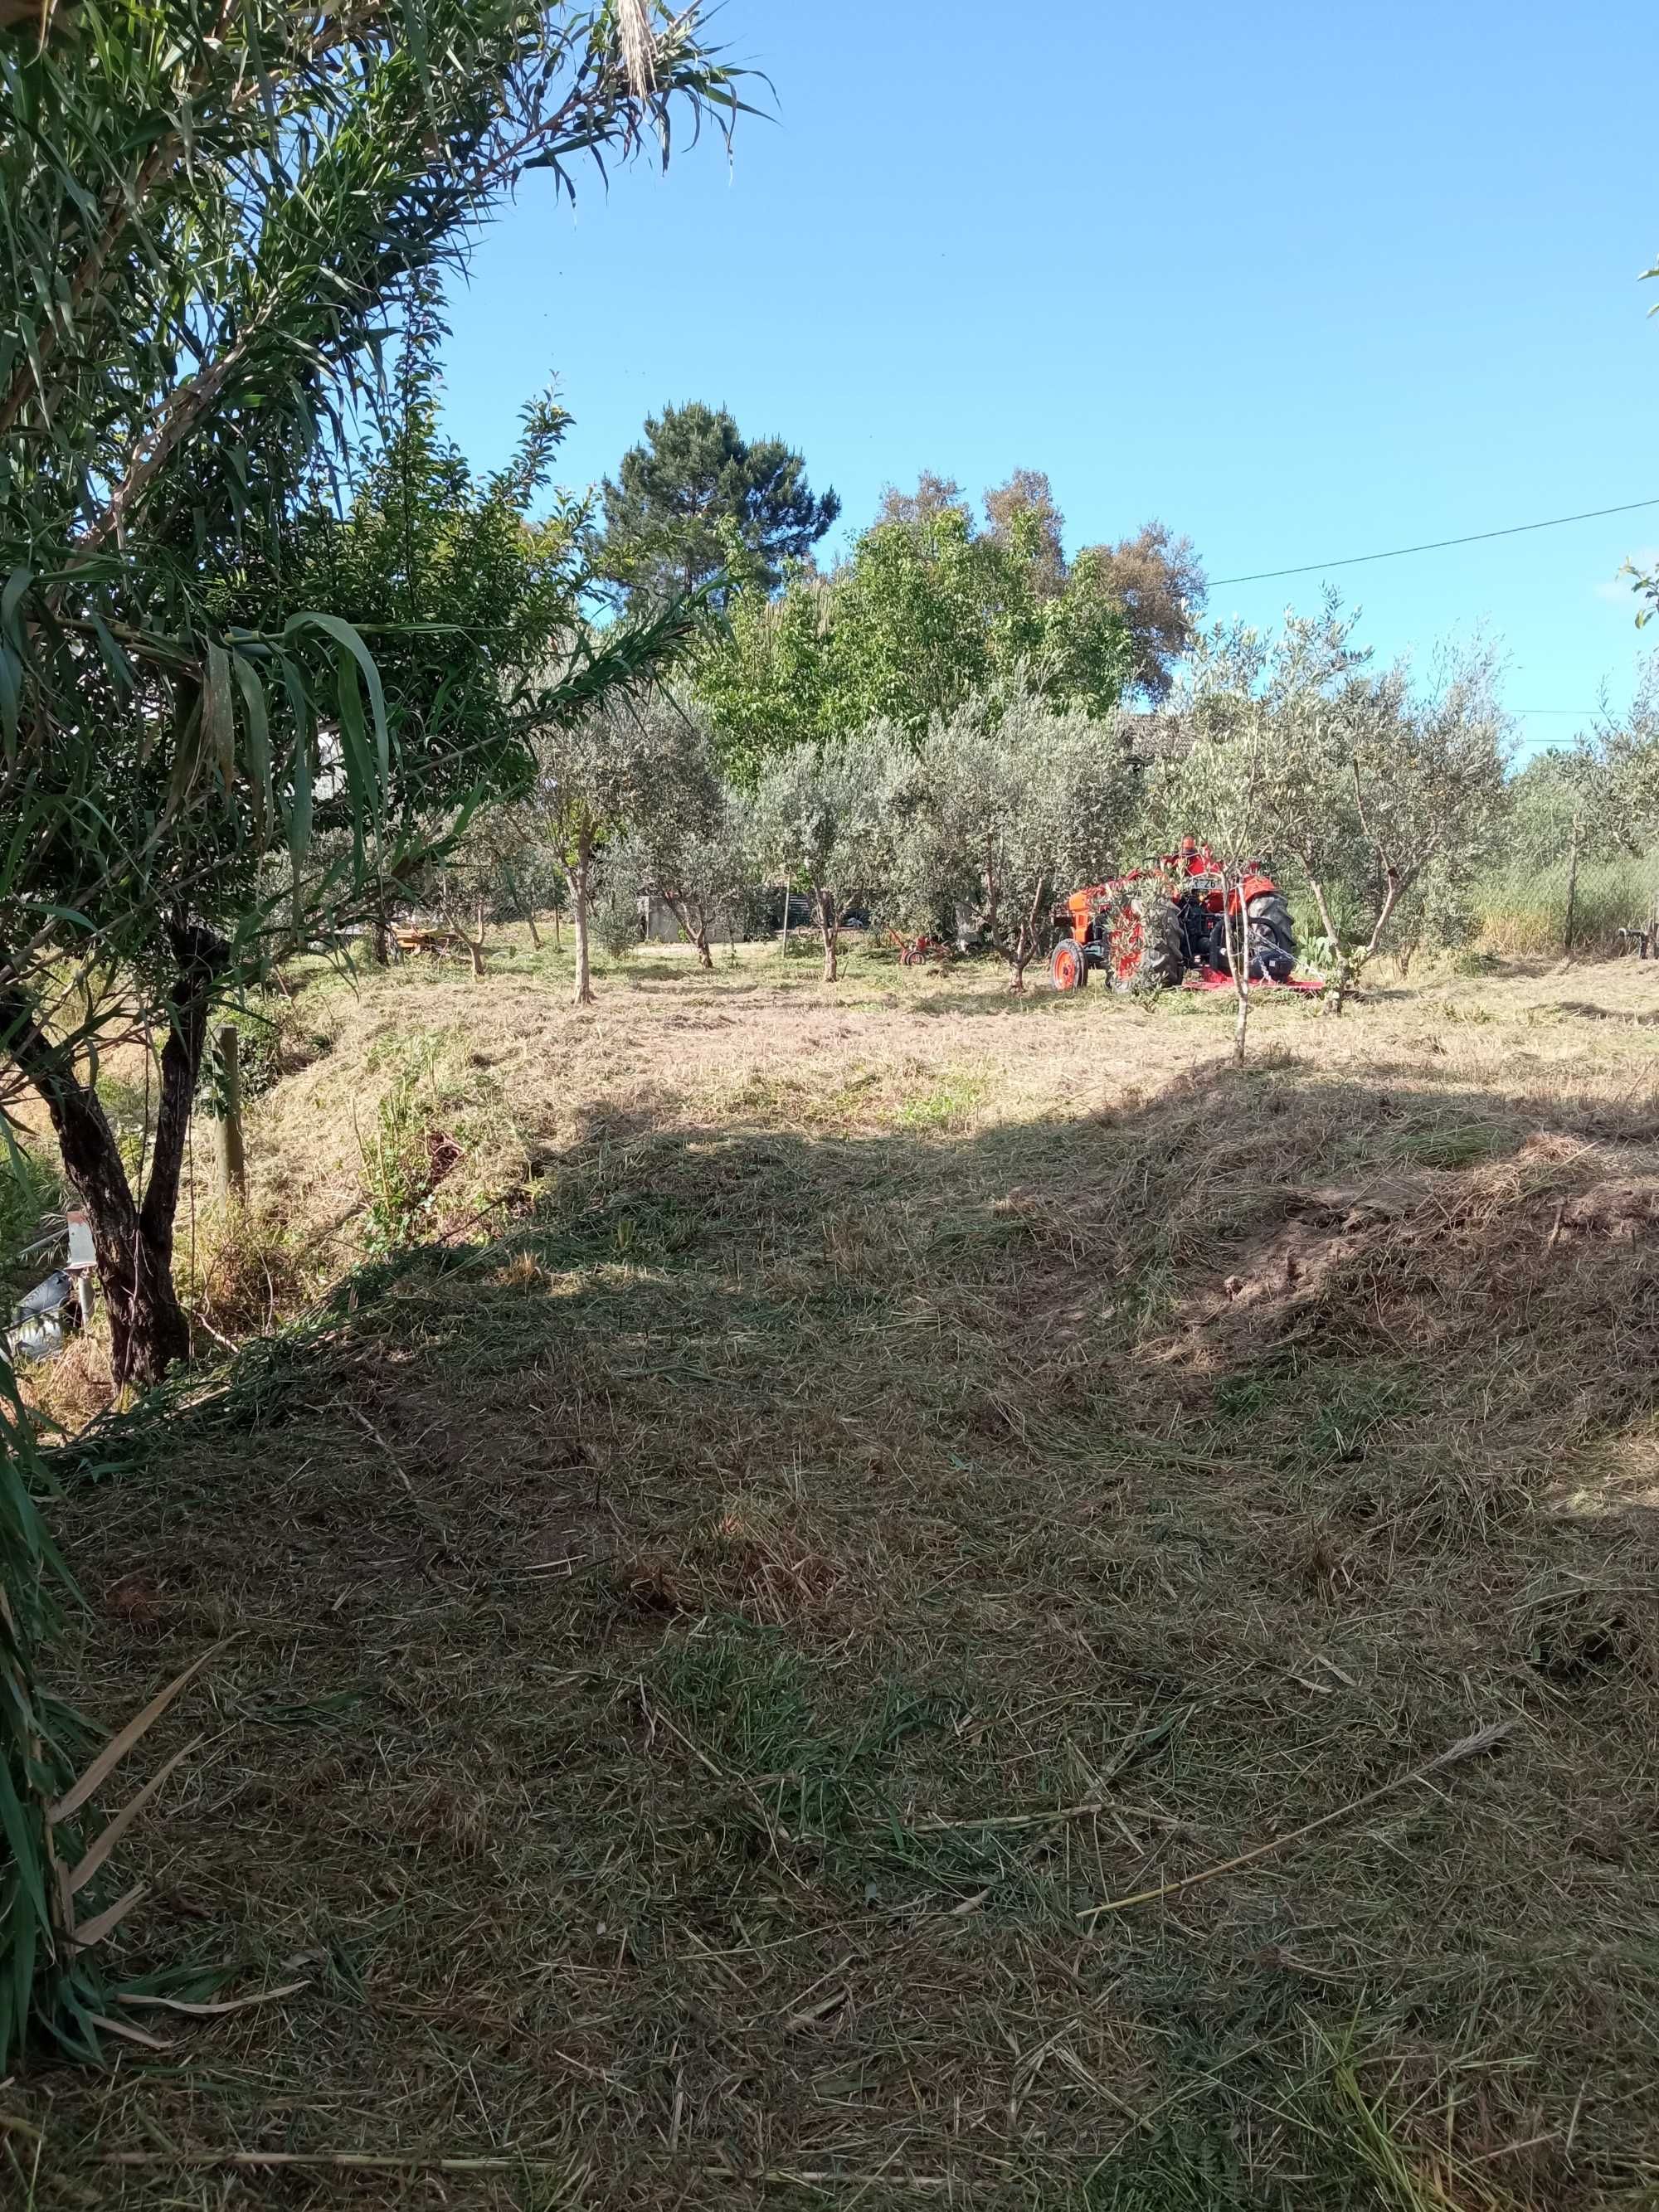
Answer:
[7, 937, 1659, 2210]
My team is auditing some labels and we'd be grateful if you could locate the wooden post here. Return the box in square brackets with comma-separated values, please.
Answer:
[212, 1023, 247, 1205]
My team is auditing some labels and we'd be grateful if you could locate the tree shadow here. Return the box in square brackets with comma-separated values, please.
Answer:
[1553, 999, 1659, 1027]
[31, 1053, 1659, 2205]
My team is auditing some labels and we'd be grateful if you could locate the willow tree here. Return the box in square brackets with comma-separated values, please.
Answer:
[0, 0, 742, 1388]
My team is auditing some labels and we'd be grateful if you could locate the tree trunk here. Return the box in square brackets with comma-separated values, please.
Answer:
[525, 908, 542, 950]
[779, 880, 792, 957]
[368, 905, 390, 968]
[817, 887, 838, 983]
[1364, 871, 1402, 958]
[572, 845, 594, 1006]
[1303, 868, 1350, 1015]
[1227, 878, 1252, 1068]
[664, 893, 714, 969]
[2, 922, 224, 1386]
[1562, 811, 1583, 956]
[552, 903, 562, 948]
[211, 1023, 246, 1205]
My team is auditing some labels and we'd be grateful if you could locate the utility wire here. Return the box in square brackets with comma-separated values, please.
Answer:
[1209, 498, 1659, 589]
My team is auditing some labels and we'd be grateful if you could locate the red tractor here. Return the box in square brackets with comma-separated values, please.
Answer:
[1048, 837, 1298, 994]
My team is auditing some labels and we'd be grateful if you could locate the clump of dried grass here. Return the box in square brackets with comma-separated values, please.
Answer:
[187, 1203, 317, 1340]
[12, 946, 1659, 2208]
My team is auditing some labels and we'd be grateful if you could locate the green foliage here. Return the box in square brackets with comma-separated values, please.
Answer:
[747, 736, 902, 975]
[827, 505, 1131, 740]
[2, 1, 746, 1013]
[280, 301, 593, 823]
[357, 1067, 443, 1256]
[590, 864, 643, 959]
[0, 1367, 66, 2064]
[601, 400, 839, 603]
[1068, 520, 1209, 703]
[627, 746, 753, 957]
[888, 686, 1141, 985]
[693, 568, 838, 785]
[0, 1142, 64, 1313]
[1149, 600, 1511, 965]
[698, 496, 1135, 774]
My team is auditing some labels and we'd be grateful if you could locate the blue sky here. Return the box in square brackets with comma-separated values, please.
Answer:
[439, 1, 1657, 761]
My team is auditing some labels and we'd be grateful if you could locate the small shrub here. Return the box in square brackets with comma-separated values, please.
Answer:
[189, 1206, 315, 1339]
[591, 878, 641, 960]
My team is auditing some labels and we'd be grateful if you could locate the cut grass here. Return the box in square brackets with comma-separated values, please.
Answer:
[7, 943, 1659, 2206]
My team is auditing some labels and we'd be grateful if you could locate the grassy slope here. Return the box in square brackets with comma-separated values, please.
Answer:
[9, 938, 1659, 2210]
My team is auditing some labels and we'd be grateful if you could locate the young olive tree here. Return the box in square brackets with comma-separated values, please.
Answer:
[1345, 642, 1512, 958]
[523, 693, 722, 1004]
[893, 690, 1139, 991]
[1171, 601, 1371, 1011]
[750, 741, 898, 982]
[1167, 606, 1510, 1014]
[1510, 664, 1659, 952]
[630, 784, 752, 965]
[1149, 703, 1282, 1062]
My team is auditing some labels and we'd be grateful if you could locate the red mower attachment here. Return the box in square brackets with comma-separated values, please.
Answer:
[1049, 839, 1300, 994]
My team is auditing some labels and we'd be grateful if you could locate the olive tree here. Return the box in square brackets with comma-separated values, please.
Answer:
[1167, 601, 1370, 1015]
[630, 784, 752, 965]
[1344, 643, 1511, 957]
[1147, 701, 1283, 1060]
[749, 740, 900, 982]
[892, 689, 1139, 991]
[523, 693, 722, 1003]
[1165, 607, 1510, 1018]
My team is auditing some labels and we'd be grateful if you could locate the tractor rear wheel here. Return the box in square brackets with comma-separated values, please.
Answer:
[1210, 895, 1297, 981]
[1049, 938, 1088, 993]
[1244, 892, 1297, 981]
[1108, 892, 1185, 994]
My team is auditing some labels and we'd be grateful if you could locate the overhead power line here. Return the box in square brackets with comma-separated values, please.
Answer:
[1209, 498, 1659, 589]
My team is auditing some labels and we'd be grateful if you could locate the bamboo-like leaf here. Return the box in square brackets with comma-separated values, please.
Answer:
[287, 610, 389, 795]
[203, 640, 235, 792]
[117, 1976, 309, 2017]
[71, 1880, 148, 1952]
[50, 1644, 221, 1823]
[67, 1736, 200, 1898]
[0, 1753, 51, 1932]
[0, 566, 30, 651]
[86, 2010, 171, 2050]
[0, 638, 21, 756]
[231, 652, 272, 847]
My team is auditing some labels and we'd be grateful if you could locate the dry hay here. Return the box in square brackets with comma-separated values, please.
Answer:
[7, 941, 1659, 2208]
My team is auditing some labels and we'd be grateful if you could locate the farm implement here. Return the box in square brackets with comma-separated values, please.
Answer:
[1049, 837, 1301, 994]
[888, 928, 950, 967]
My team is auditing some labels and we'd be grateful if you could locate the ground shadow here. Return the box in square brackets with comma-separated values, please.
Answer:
[18, 1055, 1659, 2208]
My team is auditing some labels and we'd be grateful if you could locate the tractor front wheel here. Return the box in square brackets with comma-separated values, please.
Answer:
[1108, 893, 1185, 994]
[1050, 938, 1088, 993]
